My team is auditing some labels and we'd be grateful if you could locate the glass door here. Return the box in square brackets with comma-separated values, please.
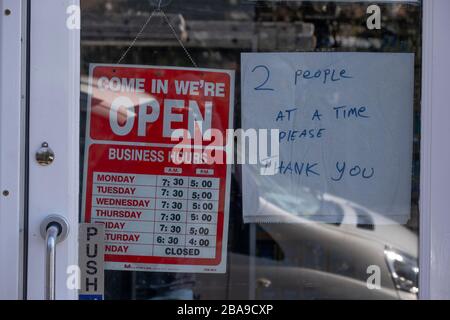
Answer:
[79, 0, 422, 300]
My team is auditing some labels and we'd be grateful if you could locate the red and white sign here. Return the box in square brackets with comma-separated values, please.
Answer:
[82, 64, 234, 273]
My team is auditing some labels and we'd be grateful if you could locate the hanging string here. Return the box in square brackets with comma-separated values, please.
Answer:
[160, 10, 198, 68]
[116, 1, 198, 67]
[116, 9, 158, 64]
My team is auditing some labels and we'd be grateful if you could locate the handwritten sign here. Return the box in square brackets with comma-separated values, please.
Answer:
[241, 53, 414, 224]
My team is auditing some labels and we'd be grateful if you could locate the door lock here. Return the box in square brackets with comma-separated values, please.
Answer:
[36, 142, 55, 166]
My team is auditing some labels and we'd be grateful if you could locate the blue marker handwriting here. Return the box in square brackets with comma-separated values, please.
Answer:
[275, 106, 369, 123]
[276, 108, 298, 122]
[334, 105, 369, 120]
[277, 160, 374, 181]
[278, 161, 320, 176]
[331, 161, 375, 181]
[279, 129, 326, 142]
[295, 68, 352, 85]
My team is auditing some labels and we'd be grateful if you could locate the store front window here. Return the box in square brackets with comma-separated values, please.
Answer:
[79, 0, 422, 300]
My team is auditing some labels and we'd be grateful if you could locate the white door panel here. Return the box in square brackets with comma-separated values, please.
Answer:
[27, 0, 79, 300]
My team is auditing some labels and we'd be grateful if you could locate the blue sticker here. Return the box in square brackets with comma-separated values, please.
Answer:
[79, 294, 103, 300]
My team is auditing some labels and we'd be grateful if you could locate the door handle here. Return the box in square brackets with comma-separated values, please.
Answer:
[40, 215, 69, 300]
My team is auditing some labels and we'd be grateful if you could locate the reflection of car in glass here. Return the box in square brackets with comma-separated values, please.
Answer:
[223, 173, 418, 300]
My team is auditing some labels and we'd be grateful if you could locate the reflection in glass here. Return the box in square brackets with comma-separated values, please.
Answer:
[80, 0, 422, 300]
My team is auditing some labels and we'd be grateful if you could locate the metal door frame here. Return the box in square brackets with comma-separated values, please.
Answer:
[0, 0, 27, 300]
[419, 0, 450, 300]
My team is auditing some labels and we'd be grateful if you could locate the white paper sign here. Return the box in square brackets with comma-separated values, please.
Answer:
[241, 52, 414, 225]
